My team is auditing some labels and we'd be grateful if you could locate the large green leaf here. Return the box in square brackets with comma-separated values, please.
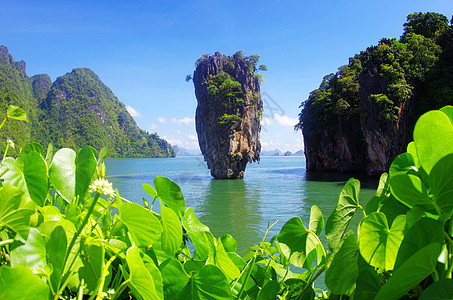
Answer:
[22, 152, 48, 206]
[358, 213, 405, 271]
[257, 280, 280, 300]
[325, 231, 359, 294]
[429, 154, 453, 214]
[389, 152, 431, 209]
[0, 185, 34, 239]
[126, 246, 160, 300]
[308, 205, 324, 236]
[0, 266, 49, 299]
[365, 172, 390, 215]
[79, 242, 104, 293]
[394, 218, 443, 269]
[182, 207, 211, 260]
[278, 216, 309, 255]
[212, 237, 241, 281]
[176, 264, 232, 300]
[10, 228, 47, 272]
[154, 176, 185, 217]
[141, 253, 164, 299]
[221, 234, 237, 253]
[49, 148, 76, 202]
[75, 145, 97, 200]
[0, 152, 48, 206]
[119, 202, 162, 247]
[419, 278, 453, 300]
[6, 105, 28, 121]
[354, 255, 380, 299]
[375, 243, 442, 300]
[413, 109, 453, 174]
[161, 205, 183, 256]
[326, 178, 361, 251]
[46, 226, 67, 292]
[160, 258, 190, 299]
[143, 183, 157, 199]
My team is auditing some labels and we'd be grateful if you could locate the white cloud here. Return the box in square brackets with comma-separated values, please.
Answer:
[171, 117, 195, 126]
[274, 114, 298, 128]
[158, 117, 167, 123]
[126, 105, 142, 118]
[261, 117, 273, 126]
[149, 124, 158, 131]
[188, 134, 197, 141]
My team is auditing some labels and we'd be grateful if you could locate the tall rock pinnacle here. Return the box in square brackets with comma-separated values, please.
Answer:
[193, 51, 263, 179]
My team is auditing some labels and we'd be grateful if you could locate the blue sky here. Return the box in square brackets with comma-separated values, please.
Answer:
[1, 0, 451, 152]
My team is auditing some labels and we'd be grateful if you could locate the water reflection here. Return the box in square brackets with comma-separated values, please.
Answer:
[196, 179, 262, 253]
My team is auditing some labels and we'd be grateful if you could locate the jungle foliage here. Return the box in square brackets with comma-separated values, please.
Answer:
[296, 12, 453, 138]
[0, 50, 174, 158]
[1, 102, 453, 299]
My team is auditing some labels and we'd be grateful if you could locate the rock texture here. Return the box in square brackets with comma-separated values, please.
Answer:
[193, 52, 263, 179]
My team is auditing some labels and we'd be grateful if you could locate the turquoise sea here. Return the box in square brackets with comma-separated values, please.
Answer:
[105, 156, 378, 253]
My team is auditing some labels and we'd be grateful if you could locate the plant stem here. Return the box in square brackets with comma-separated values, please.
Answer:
[295, 266, 326, 300]
[0, 239, 13, 247]
[234, 220, 278, 299]
[0, 118, 7, 132]
[56, 192, 101, 298]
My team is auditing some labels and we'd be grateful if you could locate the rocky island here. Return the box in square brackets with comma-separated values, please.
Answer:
[296, 12, 453, 176]
[192, 51, 265, 179]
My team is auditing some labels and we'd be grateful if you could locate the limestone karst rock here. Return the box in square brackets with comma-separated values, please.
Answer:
[193, 52, 263, 179]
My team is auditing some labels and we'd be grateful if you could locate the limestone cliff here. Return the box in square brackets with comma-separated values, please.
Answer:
[297, 12, 453, 176]
[193, 52, 263, 179]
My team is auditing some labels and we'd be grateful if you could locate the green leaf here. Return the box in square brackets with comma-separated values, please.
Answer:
[49, 148, 76, 202]
[212, 237, 241, 281]
[0, 152, 47, 206]
[414, 109, 453, 174]
[45, 143, 54, 170]
[354, 255, 380, 300]
[79, 242, 104, 293]
[0, 185, 34, 239]
[326, 178, 361, 251]
[22, 152, 48, 206]
[182, 207, 211, 260]
[278, 216, 309, 255]
[375, 243, 442, 300]
[325, 231, 359, 294]
[126, 246, 160, 300]
[161, 205, 183, 256]
[257, 280, 280, 300]
[389, 152, 431, 209]
[143, 183, 157, 199]
[10, 228, 47, 272]
[0, 266, 50, 299]
[160, 258, 190, 299]
[141, 253, 164, 299]
[365, 172, 390, 215]
[358, 213, 405, 271]
[221, 234, 237, 253]
[46, 226, 67, 292]
[75, 145, 97, 200]
[177, 264, 232, 300]
[429, 154, 453, 214]
[120, 202, 162, 247]
[154, 176, 185, 218]
[308, 205, 324, 236]
[394, 218, 443, 269]
[419, 278, 453, 300]
[7, 105, 28, 122]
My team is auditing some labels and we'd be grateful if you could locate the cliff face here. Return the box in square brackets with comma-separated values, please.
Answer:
[298, 13, 453, 176]
[193, 52, 263, 179]
[0, 46, 175, 158]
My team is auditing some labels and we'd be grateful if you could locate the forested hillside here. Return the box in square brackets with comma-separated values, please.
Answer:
[296, 12, 453, 175]
[0, 46, 175, 157]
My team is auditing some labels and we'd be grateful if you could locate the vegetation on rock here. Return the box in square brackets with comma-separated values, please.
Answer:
[296, 12, 453, 175]
[0, 46, 175, 158]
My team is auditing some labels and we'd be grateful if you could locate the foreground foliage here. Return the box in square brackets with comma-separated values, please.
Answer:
[1, 105, 453, 299]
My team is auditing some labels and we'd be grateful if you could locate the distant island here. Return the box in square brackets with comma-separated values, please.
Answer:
[296, 12, 453, 176]
[0, 46, 175, 158]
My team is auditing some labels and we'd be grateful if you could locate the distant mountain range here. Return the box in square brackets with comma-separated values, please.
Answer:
[261, 149, 304, 156]
[172, 145, 201, 156]
[0, 46, 175, 157]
